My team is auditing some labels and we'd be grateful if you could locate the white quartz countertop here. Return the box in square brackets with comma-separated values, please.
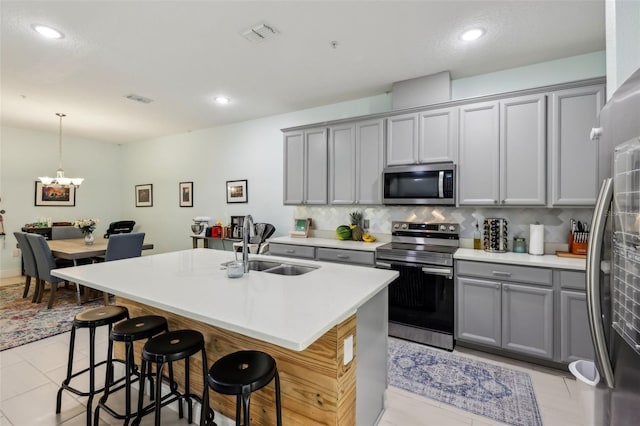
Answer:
[269, 236, 386, 252]
[52, 249, 397, 351]
[454, 248, 586, 271]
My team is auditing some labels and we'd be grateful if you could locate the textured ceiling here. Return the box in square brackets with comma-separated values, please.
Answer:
[1, 1, 605, 143]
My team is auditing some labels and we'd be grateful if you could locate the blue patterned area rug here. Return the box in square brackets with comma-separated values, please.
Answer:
[388, 337, 543, 426]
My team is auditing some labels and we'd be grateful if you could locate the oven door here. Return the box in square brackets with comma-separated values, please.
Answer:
[376, 260, 454, 350]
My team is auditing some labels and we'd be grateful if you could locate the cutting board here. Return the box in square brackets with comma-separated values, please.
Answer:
[556, 251, 586, 259]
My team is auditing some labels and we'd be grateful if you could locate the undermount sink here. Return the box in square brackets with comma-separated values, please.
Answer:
[221, 260, 318, 275]
[262, 264, 318, 276]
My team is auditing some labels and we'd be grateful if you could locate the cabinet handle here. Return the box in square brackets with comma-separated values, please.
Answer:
[495, 284, 500, 289]
[504, 285, 510, 291]
[285, 250, 295, 254]
[494, 200, 498, 204]
[337, 255, 350, 259]
[492, 270, 512, 277]
[501, 200, 505, 204]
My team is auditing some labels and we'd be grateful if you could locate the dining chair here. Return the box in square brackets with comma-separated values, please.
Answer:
[100, 233, 145, 304]
[25, 233, 70, 309]
[51, 226, 84, 240]
[14, 232, 39, 301]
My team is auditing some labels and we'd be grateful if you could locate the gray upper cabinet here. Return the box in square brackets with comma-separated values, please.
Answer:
[418, 107, 458, 163]
[458, 101, 500, 205]
[329, 119, 384, 205]
[459, 95, 546, 206]
[549, 84, 605, 206]
[283, 127, 327, 205]
[500, 94, 546, 205]
[386, 108, 457, 166]
[385, 113, 419, 166]
[502, 283, 554, 359]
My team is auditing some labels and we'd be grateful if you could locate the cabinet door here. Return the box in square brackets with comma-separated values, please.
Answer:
[549, 85, 605, 205]
[502, 283, 554, 359]
[418, 107, 458, 164]
[500, 94, 546, 205]
[459, 101, 500, 205]
[560, 290, 595, 363]
[305, 128, 328, 204]
[283, 130, 305, 204]
[456, 276, 502, 347]
[356, 119, 385, 204]
[386, 113, 418, 166]
[329, 124, 356, 204]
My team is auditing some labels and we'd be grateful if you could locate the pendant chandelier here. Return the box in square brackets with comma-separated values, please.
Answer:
[38, 113, 84, 187]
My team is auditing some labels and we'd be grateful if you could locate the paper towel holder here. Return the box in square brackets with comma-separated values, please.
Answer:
[529, 222, 545, 256]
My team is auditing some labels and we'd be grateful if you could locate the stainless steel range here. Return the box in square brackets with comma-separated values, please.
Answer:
[375, 221, 459, 351]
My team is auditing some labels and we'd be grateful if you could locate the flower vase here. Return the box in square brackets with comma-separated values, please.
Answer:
[84, 232, 94, 246]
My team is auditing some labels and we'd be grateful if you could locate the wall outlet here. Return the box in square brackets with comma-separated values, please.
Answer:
[343, 335, 353, 365]
[12, 249, 20, 257]
[363, 219, 370, 229]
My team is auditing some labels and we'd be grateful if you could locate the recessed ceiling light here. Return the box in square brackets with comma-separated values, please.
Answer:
[215, 96, 230, 105]
[32, 24, 64, 39]
[460, 28, 485, 41]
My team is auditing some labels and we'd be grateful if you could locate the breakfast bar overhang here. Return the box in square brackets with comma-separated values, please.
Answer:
[52, 249, 397, 425]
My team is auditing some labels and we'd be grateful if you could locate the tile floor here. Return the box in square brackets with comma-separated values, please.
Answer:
[1, 276, 587, 426]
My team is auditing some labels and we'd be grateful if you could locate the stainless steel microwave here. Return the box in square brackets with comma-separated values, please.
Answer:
[382, 163, 456, 205]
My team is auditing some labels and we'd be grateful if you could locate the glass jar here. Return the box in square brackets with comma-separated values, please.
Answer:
[513, 237, 527, 253]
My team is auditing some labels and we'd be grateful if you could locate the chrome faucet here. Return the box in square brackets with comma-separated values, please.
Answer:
[242, 214, 254, 272]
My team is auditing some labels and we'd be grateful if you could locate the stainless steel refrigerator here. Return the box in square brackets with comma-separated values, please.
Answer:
[587, 66, 640, 426]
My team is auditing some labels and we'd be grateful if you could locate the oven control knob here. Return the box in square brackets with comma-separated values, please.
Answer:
[401, 223, 408, 230]
[440, 225, 446, 231]
[449, 225, 456, 232]
[393, 224, 399, 229]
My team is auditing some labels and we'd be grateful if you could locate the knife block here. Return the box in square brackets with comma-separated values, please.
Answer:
[569, 231, 588, 255]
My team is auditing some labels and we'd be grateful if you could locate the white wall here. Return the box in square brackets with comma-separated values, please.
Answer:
[606, 0, 640, 98]
[0, 51, 606, 277]
[0, 127, 122, 276]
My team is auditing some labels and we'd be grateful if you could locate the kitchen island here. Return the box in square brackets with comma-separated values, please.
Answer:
[52, 248, 397, 425]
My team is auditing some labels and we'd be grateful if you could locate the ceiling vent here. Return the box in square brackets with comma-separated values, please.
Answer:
[124, 94, 153, 104]
[241, 22, 279, 43]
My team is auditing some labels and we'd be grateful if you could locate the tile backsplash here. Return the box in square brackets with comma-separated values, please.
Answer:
[294, 205, 593, 247]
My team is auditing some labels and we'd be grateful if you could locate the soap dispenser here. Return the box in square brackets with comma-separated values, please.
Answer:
[473, 221, 482, 249]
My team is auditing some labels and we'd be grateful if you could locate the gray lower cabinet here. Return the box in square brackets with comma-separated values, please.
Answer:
[456, 276, 502, 347]
[560, 290, 595, 362]
[456, 260, 554, 361]
[502, 283, 554, 359]
[269, 243, 375, 267]
[283, 127, 328, 205]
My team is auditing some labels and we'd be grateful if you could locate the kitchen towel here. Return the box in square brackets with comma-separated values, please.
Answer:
[529, 224, 544, 255]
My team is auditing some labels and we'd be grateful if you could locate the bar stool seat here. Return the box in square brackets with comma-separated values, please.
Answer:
[133, 329, 212, 426]
[56, 305, 129, 426]
[94, 315, 168, 425]
[207, 350, 282, 426]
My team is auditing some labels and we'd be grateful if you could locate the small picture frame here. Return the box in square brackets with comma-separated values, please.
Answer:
[34, 181, 76, 206]
[226, 179, 248, 203]
[135, 184, 153, 207]
[179, 181, 193, 207]
[290, 218, 312, 238]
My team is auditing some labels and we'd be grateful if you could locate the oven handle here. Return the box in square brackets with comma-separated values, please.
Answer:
[422, 266, 453, 279]
[375, 261, 392, 269]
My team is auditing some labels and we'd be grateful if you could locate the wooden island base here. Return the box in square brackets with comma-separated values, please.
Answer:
[115, 297, 357, 426]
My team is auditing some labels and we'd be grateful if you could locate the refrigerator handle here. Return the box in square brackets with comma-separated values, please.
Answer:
[586, 178, 615, 389]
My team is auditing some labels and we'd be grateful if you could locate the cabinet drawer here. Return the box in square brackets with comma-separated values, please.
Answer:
[317, 247, 374, 266]
[558, 270, 586, 290]
[269, 243, 316, 259]
[457, 260, 552, 286]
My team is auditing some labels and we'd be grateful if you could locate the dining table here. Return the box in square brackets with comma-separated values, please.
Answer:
[48, 237, 154, 304]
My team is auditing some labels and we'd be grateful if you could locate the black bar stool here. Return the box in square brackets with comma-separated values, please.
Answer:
[207, 350, 282, 426]
[132, 329, 212, 426]
[56, 305, 129, 426]
[94, 315, 168, 425]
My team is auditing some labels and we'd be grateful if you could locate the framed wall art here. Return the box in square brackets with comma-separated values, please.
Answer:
[34, 181, 76, 206]
[135, 184, 153, 207]
[226, 179, 248, 203]
[179, 181, 193, 207]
